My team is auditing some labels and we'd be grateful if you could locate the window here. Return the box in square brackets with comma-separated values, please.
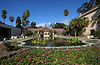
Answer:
[45, 33, 47, 35]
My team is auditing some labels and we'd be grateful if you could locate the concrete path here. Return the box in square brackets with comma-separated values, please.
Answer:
[55, 36, 100, 42]
[0, 37, 32, 44]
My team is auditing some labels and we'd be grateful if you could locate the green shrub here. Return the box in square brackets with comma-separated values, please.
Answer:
[93, 30, 100, 38]
[3, 42, 15, 51]
[22, 28, 33, 36]
[64, 38, 83, 46]
[32, 39, 46, 45]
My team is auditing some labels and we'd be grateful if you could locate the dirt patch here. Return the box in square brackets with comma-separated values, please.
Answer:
[0, 44, 25, 56]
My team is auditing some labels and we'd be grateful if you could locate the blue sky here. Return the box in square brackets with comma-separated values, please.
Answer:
[0, 0, 88, 27]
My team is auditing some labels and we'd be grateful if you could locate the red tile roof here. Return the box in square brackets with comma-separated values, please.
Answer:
[28, 26, 64, 35]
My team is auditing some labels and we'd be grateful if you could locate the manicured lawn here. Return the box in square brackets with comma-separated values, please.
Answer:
[0, 45, 100, 65]
[11, 37, 34, 42]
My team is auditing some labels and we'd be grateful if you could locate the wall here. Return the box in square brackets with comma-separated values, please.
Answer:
[0, 23, 21, 37]
[78, 6, 100, 35]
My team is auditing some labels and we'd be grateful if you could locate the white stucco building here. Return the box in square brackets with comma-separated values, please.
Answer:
[78, 6, 100, 35]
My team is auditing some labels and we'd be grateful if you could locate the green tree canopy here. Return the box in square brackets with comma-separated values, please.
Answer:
[37, 26, 42, 28]
[22, 10, 30, 28]
[22, 28, 33, 36]
[30, 22, 36, 28]
[16, 16, 21, 28]
[54, 30, 57, 35]
[2, 10, 7, 23]
[2, 10, 7, 14]
[49, 23, 55, 28]
[96, 15, 100, 26]
[64, 9, 69, 16]
[9, 16, 14, 26]
[52, 23, 66, 29]
[69, 17, 89, 35]
[77, 0, 100, 14]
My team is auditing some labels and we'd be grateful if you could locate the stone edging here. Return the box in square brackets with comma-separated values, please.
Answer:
[18, 41, 100, 49]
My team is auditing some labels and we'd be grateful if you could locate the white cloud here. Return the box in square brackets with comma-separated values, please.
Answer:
[48, 23, 51, 25]
[36, 22, 51, 27]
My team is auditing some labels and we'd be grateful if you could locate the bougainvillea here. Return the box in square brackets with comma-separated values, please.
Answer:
[0, 45, 100, 65]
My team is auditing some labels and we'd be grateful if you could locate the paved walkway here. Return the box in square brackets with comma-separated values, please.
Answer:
[56, 36, 100, 42]
[0, 37, 28, 44]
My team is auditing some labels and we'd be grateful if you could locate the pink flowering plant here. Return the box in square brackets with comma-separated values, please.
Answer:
[0, 45, 100, 65]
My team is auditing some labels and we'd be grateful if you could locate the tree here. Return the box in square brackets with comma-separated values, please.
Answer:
[25, 10, 30, 18]
[77, 0, 100, 14]
[64, 9, 69, 27]
[52, 23, 66, 29]
[9, 16, 14, 26]
[64, 9, 69, 16]
[49, 23, 55, 28]
[37, 26, 42, 28]
[49, 30, 53, 37]
[93, 30, 100, 38]
[96, 0, 100, 5]
[34, 31, 38, 35]
[16, 16, 21, 28]
[22, 10, 30, 28]
[69, 17, 89, 37]
[54, 30, 57, 35]
[62, 30, 66, 36]
[22, 28, 33, 36]
[2, 10, 7, 24]
[30, 22, 36, 28]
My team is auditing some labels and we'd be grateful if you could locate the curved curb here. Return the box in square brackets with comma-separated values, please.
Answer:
[18, 41, 100, 49]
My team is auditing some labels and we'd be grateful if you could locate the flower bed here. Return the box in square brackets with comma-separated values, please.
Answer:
[0, 45, 100, 65]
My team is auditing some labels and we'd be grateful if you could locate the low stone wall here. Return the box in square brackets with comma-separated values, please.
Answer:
[18, 41, 100, 49]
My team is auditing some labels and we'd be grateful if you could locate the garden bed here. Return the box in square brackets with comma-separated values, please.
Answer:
[0, 45, 100, 65]
[0, 44, 26, 57]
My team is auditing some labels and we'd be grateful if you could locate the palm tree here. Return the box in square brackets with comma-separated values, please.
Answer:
[64, 9, 69, 36]
[64, 9, 69, 27]
[9, 16, 14, 26]
[64, 9, 69, 16]
[2, 10, 7, 24]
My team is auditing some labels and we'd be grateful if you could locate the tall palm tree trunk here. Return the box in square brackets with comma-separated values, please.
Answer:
[4, 19, 5, 24]
[66, 17, 67, 29]
[75, 29, 76, 38]
[11, 22, 12, 26]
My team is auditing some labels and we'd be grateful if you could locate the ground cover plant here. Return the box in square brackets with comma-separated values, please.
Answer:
[64, 38, 84, 46]
[0, 45, 100, 65]
[32, 39, 46, 45]
[2, 42, 20, 51]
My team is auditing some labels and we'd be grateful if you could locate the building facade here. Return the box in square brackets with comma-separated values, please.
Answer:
[78, 6, 100, 35]
[28, 26, 64, 39]
[0, 23, 21, 40]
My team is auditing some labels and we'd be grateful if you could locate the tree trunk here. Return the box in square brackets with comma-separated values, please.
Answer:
[75, 29, 76, 38]
[66, 17, 67, 29]
[11, 22, 12, 26]
[4, 19, 5, 24]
